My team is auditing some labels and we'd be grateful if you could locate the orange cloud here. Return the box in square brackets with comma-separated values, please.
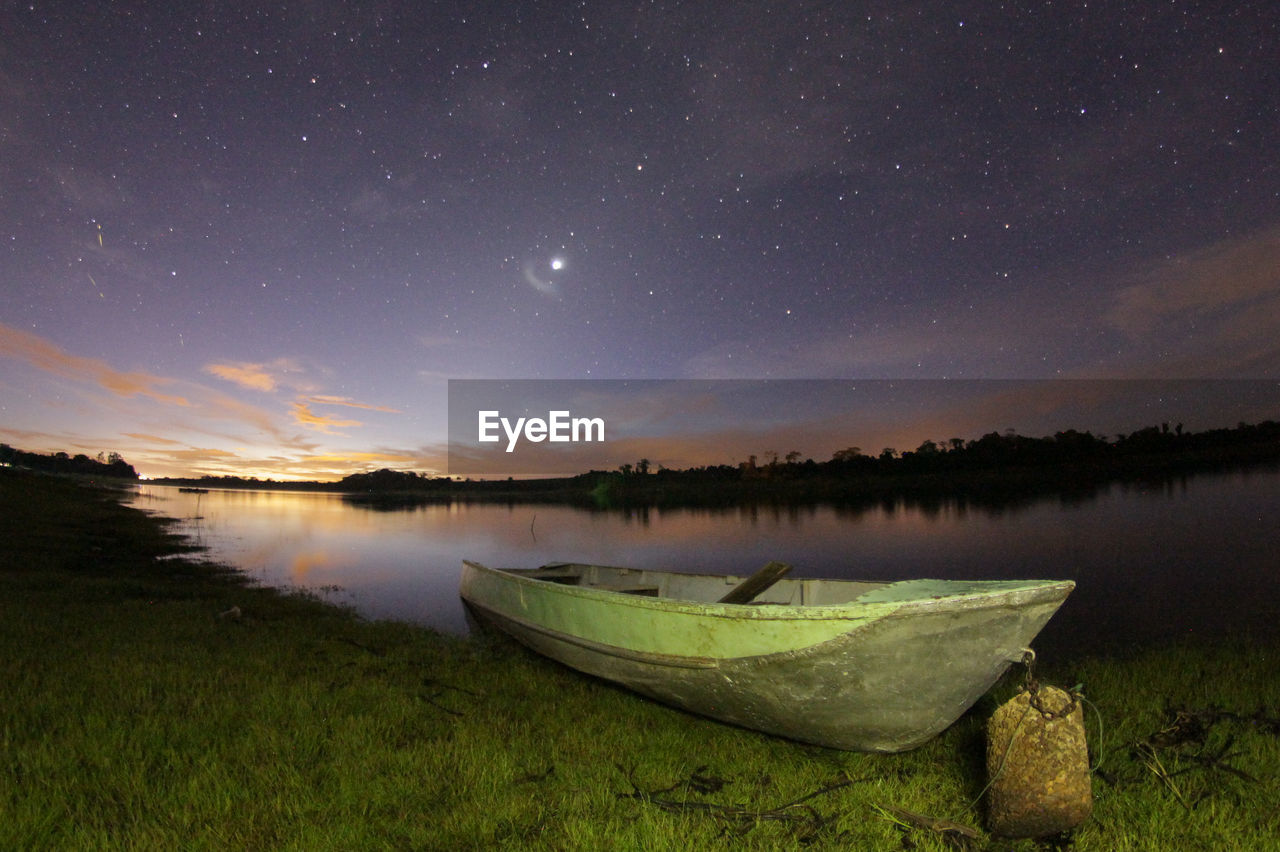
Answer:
[302, 394, 401, 413]
[290, 402, 361, 435]
[122, 432, 184, 445]
[0, 323, 189, 406]
[204, 362, 277, 391]
[305, 450, 421, 465]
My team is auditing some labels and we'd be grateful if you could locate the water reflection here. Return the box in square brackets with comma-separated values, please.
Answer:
[125, 466, 1280, 657]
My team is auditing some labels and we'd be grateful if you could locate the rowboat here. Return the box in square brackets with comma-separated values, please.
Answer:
[459, 560, 1074, 752]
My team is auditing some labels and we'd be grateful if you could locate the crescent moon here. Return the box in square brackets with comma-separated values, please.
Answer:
[522, 260, 560, 296]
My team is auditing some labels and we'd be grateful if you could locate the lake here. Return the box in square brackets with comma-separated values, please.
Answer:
[125, 465, 1280, 659]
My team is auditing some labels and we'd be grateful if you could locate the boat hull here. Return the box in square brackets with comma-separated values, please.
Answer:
[460, 561, 1073, 752]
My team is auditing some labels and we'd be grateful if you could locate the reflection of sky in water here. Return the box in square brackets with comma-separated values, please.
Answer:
[125, 468, 1280, 655]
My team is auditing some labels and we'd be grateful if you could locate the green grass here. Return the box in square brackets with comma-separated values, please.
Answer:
[2, 467, 1278, 850]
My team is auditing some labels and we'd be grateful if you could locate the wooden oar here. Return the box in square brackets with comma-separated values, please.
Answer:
[718, 561, 793, 604]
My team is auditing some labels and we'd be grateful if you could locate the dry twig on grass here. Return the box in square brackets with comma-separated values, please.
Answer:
[617, 766, 870, 842]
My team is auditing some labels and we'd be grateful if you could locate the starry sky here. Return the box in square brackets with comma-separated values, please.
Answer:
[2, 1, 1277, 480]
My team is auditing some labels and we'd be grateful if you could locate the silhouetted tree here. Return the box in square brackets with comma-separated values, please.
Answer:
[0, 445, 137, 478]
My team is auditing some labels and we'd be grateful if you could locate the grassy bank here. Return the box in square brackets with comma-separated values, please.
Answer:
[3, 469, 1278, 850]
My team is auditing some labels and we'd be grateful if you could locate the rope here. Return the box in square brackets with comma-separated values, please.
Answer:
[1078, 692, 1106, 775]
[967, 695, 1034, 811]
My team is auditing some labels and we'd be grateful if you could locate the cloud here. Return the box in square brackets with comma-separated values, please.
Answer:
[204, 362, 278, 391]
[302, 395, 400, 413]
[183, 393, 313, 448]
[1108, 225, 1280, 333]
[0, 425, 83, 450]
[1104, 224, 1280, 376]
[122, 432, 184, 445]
[287, 395, 399, 435]
[680, 321, 1029, 379]
[0, 323, 190, 406]
[306, 451, 413, 464]
[290, 402, 361, 435]
[150, 446, 242, 464]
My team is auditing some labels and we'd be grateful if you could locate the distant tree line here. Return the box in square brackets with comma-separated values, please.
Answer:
[142, 418, 1280, 509]
[0, 444, 137, 479]
[150, 474, 334, 491]
[567, 419, 1280, 508]
[589, 419, 1280, 481]
[338, 469, 453, 491]
[815, 419, 1280, 477]
[151, 468, 455, 493]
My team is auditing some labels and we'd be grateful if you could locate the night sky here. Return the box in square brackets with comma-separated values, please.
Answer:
[2, 2, 1277, 479]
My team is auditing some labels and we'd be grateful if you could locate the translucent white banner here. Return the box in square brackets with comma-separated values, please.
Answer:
[447, 379, 1279, 476]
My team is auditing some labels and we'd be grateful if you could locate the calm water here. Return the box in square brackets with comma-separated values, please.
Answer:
[125, 467, 1280, 657]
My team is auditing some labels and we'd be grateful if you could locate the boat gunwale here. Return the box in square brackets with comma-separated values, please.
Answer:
[461, 560, 1076, 623]
[464, 601, 721, 669]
